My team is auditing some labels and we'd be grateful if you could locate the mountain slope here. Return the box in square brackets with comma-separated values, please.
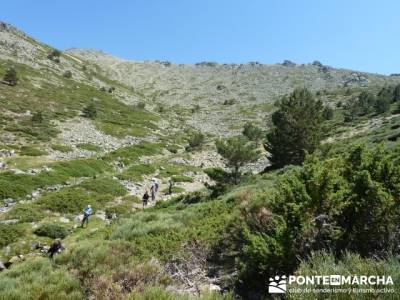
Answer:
[1, 22, 400, 300]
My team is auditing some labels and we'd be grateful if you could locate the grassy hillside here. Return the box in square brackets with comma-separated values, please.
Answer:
[1, 21, 400, 299]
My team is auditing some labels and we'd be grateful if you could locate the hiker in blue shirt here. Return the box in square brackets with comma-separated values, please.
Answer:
[81, 204, 93, 228]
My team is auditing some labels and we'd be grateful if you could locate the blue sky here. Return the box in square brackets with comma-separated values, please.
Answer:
[1, 0, 399, 74]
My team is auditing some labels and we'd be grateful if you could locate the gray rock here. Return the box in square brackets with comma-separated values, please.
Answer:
[0, 219, 19, 224]
[0, 260, 6, 271]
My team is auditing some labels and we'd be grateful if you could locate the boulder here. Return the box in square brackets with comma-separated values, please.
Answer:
[0, 261, 6, 271]
[0, 219, 19, 224]
[59, 216, 70, 223]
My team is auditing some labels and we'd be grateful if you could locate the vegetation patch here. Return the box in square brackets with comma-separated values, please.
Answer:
[105, 202, 133, 219]
[51, 144, 73, 153]
[5, 203, 45, 222]
[105, 143, 164, 164]
[0, 258, 83, 299]
[0, 224, 25, 248]
[19, 145, 47, 156]
[78, 177, 127, 197]
[117, 164, 156, 181]
[37, 187, 109, 214]
[34, 223, 69, 239]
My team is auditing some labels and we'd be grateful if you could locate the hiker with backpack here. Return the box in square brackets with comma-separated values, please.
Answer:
[81, 204, 93, 228]
[168, 178, 174, 194]
[142, 190, 150, 208]
[150, 178, 159, 202]
[48, 239, 64, 259]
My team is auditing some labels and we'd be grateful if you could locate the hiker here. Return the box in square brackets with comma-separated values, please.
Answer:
[142, 190, 149, 208]
[150, 178, 159, 201]
[81, 204, 93, 228]
[154, 179, 159, 193]
[48, 239, 64, 259]
[168, 178, 174, 194]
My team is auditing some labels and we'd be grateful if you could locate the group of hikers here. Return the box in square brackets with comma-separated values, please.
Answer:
[141, 177, 175, 207]
[142, 178, 159, 207]
[48, 178, 175, 259]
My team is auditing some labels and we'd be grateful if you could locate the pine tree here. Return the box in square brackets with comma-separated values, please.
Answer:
[356, 91, 376, 115]
[242, 122, 263, 145]
[375, 87, 392, 114]
[216, 136, 260, 184]
[266, 88, 323, 167]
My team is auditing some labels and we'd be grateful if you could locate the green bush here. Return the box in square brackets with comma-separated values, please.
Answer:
[105, 202, 132, 219]
[19, 145, 47, 156]
[0, 224, 25, 247]
[216, 136, 260, 184]
[34, 223, 69, 239]
[187, 131, 205, 150]
[37, 187, 94, 213]
[5, 204, 44, 222]
[0, 178, 32, 200]
[233, 144, 400, 297]
[0, 258, 83, 299]
[117, 164, 156, 181]
[0, 158, 109, 201]
[51, 144, 73, 153]
[105, 143, 164, 164]
[77, 143, 102, 152]
[242, 122, 263, 143]
[78, 177, 127, 197]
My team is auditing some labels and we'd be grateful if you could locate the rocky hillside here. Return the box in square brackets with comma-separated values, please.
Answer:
[1, 21, 400, 299]
[67, 48, 400, 135]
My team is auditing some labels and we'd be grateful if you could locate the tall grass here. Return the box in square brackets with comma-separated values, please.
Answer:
[0, 257, 82, 300]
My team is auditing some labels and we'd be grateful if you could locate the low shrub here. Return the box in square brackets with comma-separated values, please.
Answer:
[5, 203, 44, 222]
[186, 131, 205, 150]
[0, 158, 109, 201]
[105, 143, 164, 164]
[0, 258, 83, 299]
[34, 223, 69, 239]
[37, 187, 94, 213]
[105, 203, 132, 219]
[0, 224, 25, 247]
[78, 177, 127, 197]
[51, 144, 73, 153]
[117, 164, 156, 181]
[19, 145, 47, 156]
